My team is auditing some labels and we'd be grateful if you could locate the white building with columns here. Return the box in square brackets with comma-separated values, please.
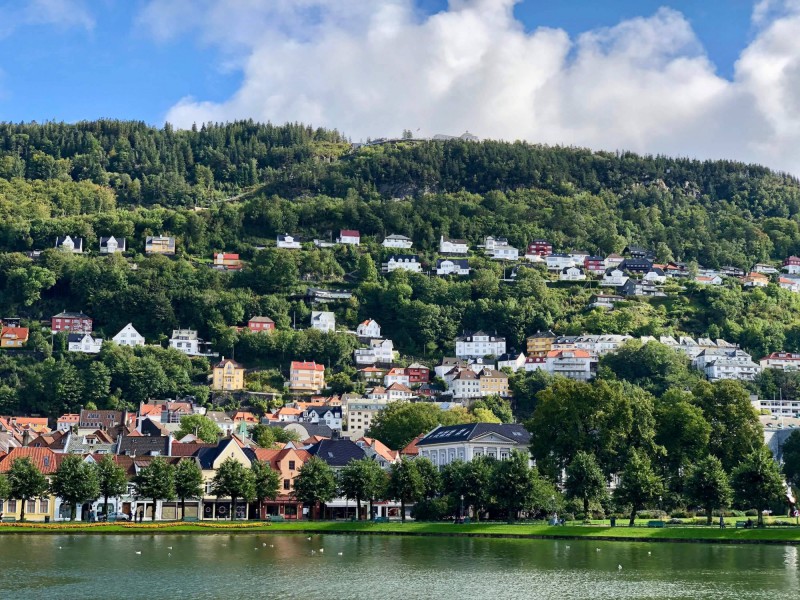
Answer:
[415, 423, 532, 467]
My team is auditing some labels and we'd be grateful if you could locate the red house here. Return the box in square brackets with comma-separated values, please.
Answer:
[248, 316, 276, 333]
[51, 311, 92, 334]
[527, 240, 553, 257]
[584, 256, 606, 275]
[213, 253, 243, 270]
[405, 363, 430, 384]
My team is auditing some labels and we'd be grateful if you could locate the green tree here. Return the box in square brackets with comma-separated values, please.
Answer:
[96, 454, 128, 519]
[685, 456, 733, 525]
[387, 458, 425, 522]
[176, 414, 221, 443]
[564, 451, 607, 516]
[50, 454, 100, 521]
[614, 449, 664, 526]
[251, 459, 281, 518]
[782, 430, 800, 487]
[134, 457, 176, 521]
[369, 402, 471, 450]
[655, 389, 711, 481]
[174, 459, 204, 520]
[7, 457, 49, 522]
[491, 450, 535, 521]
[338, 458, 386, 520]
[292, 456, 338, 520]
[731, 447, 786, 527]
[0, 474, 10, 505]
[211, 458, 255, 520]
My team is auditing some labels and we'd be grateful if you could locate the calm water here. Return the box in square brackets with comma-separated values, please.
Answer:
[0, 533, 798, 599]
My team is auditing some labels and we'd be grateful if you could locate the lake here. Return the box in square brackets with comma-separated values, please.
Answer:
[1, 533, 798, 599]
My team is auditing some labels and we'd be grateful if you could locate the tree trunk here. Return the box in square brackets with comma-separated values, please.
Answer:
[231, 496, 237, 520]
[629, 506, 637, 527]
[152, 499, 157, 521]
[706, 505, 713, 526]
[369, 498, 374, 521]
[401, 499, 406, 522]
[70, 503, 77, 521]
[20, 497, 26, 522]
[758, 507, 764, 528]
[356, 497, 361, 521]
[583, 496, 589, 517]
[181, 497, 186, 520]
[103, 494, 109, 521]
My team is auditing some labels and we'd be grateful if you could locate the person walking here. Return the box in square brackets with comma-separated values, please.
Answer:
[719, 515, 725, 529]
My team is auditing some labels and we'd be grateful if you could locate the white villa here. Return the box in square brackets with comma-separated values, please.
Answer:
[113, 323, 145, 347]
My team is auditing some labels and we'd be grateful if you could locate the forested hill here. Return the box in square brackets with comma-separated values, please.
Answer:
[2, 119, 800, 268]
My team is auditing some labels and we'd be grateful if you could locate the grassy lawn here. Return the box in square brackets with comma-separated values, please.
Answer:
[1, 520, 799, 544]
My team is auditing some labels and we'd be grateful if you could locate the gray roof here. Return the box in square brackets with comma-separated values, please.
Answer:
[117, 435, 170, 457]
[307, 439, 367, 467]
[416, 423, 531, 446]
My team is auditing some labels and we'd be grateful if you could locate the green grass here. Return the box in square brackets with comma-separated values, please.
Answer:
[2, 520, 800, 544]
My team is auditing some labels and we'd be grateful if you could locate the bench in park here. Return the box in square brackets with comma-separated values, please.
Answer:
[1, 517, 16, 523]
[647, 520, 666, 528]
[372, 517, 389, 523]
[735, 521, 747, 529]
[268, 515, 285, 522]
[182, 516, 200, 522]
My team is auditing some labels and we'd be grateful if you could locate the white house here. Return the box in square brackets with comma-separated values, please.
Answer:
[311, 311, 336, 333]
[588, 294, 624, 310]
[546, 253, 575, 271]
[784, 256, 800, 274]
[448, 368, 482, 399]
[416, 423, 532, 467]
[276, 234, 302, 249]
[704, 357, 762, 381]
[112, 323, 145, 347]
[337, 230, 361, 245]
[754, 264, 779, 275]
[384, 367, 411, 387]
[436, 259, 470, 276]
[484, 237, 519, 261]
[455, 331, 506, 359]
[761, 352, 800, 371]
[779, 277, 800, 293]
[695, 275, 723, 285]
[302, 406, 343, 431]
[67, 333, 103, 353]
[440, 236, 469, 255]
[752, 396, 800, 418]
[559, 266, 586, 281]
[169, 329, 202, 356]
[546, 349, 596, 380]
[643, 268, 667, 284]
[354, 339, 396, 366]
[386, 382, 414, 401]
[382, 234, 413, 249]
[55, 236, 83, 253]
[601, 268, 628, 286]
[383, 255, 422, 273]
[496, 351, 526, 372]
[99, 236, 126, 254]
[356, 319, 381, 339]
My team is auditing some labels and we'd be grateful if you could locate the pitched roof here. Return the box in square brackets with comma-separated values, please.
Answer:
[290, 361, 324, 371]
[1, 326, 28, 340]
[249, 316, 275, 323]
[307, 439, 367, 467]
[215, 358, 243, 369]
[0, 447, 60, 474]
[170, 442, 215, 457]
[340, 229, 360, 237]
[417, 423, 530, 446]
[117, 434, 170, 457]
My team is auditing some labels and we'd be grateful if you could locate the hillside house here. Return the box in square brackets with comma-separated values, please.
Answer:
[248, 316, 275, 333]
[169, 329, 203, 356]
[439, 236, 469, 255]
[546, 253, 575, 271]
[0, 326, 28, 348]
[55, 236, 83, 253]
[356, 319, 381, 339]
[67, 333, 103, 353]
[212, 358, 245, 391]
[436, 259, 470, 276]
[213, 253, 243, 270]
[455, 331, 506, 359]
[289, 361, 325, 394]
[310, 311, 335, 333]
[382, 234, 413, 249]
[99, 236, 126, 254]
[113, 323, 145, 347]
[337, 230, 360, 245]
[276, 234, 302, 249]
[526, 240, 552, 257]
[560, 266, 586, 281]
[51, 311, 92, 333]
[145, 236, 176, 255]
[584, 256, 606, 275]
[383, 254, 422, 273]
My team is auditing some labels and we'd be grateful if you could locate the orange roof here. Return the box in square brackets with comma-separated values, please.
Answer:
[401, 434, 424, 456]
[57, 414, 80, 423]
[216, 253, 240, 260]
[359, 367, 384, 373]
[139, 404, 162, 417]
[303, 435, 329, 444]
[262, 413, 279, 421]
[358, 437, 398, 462]
[0, 447, 60, 474]
[290, 361, 324, 371]
[276, 407, 302, 416]
[232, 411, 258, 423]
[386, 383, 412, 392]
[1, 326, 28, 340]
[386, 367, 406, 376]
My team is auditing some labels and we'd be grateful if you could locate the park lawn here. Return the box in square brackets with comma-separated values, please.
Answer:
[3, 520, 799, 543]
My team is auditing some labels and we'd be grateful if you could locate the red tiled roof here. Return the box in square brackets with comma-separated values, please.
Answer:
[170, 442, 215, 457]
[0, 447, 60, 474]
[340, 230, 360, 237]
[1, 327, 28, 340]
[290, 361, 324, 371]
[547, 349, 592, 359]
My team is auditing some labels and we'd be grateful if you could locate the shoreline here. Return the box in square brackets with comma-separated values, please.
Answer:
[2, 521, 800, 545]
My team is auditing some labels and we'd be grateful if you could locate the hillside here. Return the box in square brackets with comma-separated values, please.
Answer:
[1, 119, 800, 419]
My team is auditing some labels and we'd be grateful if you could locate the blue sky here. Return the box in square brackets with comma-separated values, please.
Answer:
[0, 0, 758, 124]
[2, 0, 800, 174]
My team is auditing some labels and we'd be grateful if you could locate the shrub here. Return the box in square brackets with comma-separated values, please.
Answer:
[668, 518, 684, 525]
[411, 498, 450, 521]
[562, 513, 575, 522]
[745, 509, 759, 517]
[636, 510, 666, 520]
[670, 510, 693, 519]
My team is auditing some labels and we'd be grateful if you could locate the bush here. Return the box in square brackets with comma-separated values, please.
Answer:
[745, 509, 759, 517]
[670, 510, 693, 519]
[562, 513, 575, 522]
[636, 510, 666, 520]
[411, 498, 450, 521]
[668, 518, 684, 525]
[575, 512, 586, 521]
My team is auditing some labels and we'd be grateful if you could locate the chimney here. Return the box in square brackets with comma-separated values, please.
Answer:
[21, 428, 32, 447]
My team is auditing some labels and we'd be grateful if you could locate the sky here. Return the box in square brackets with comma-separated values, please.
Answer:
[1, 0, 800, 174]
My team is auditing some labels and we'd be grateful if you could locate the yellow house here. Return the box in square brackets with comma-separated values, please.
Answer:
[145, 236, 176, 255]
[213, 358, 245, 391]
[479, 369, 510, 398]
[526, 330, 557, 357]
[289, 361, 325, 394]
[0, 326, 29, 349]
[196, 438, 254, 520]
[0, 448, 59, 522]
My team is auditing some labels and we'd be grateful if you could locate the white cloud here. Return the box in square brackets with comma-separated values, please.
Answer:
[0, 0, 94, 37]
[142, 0, 800, 174]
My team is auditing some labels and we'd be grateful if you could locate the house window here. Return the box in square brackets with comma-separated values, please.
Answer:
[7, 500, 16, 513]
[27, 500, 36, 514]
[283, 479, 290, 491]
[288, 461, 295, 470]
[39, 498, 49, 513]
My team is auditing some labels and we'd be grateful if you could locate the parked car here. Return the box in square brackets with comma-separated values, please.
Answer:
[102, 512, 131, 522]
